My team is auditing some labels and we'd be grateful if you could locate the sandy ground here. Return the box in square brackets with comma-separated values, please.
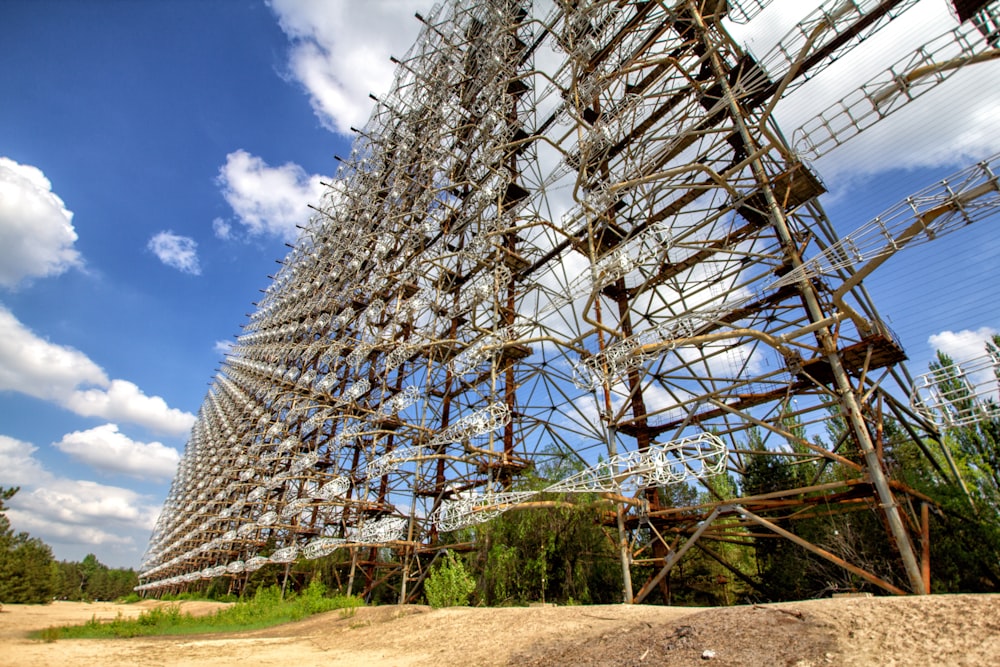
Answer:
[1, 594, 998, 666]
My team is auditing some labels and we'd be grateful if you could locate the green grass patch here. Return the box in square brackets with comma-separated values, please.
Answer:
[34, 581, 363, 640]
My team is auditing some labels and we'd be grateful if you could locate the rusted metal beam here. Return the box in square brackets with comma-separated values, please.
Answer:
[632, 505, 726, 604]
[738, 506, 907, 595]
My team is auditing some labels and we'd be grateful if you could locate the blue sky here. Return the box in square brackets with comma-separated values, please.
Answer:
[1, 0, 997, 568]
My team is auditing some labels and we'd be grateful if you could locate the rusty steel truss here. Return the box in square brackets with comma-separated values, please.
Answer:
[139, 0, 1000, 600]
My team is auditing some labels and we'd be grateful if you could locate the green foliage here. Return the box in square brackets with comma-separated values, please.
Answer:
[895, 336, 1000, 593]
[38, 580, 363, 639]
[736, 425, 805, 600]
[454, 451, 622, 605]
[736, 422, 868, 601]
[0, 486, 57, 604]
[927, 336, 1000, 508]
[467, 452, 621, 606]
[53, 554, 139, 602]
[293, 548, 353, 593]
[647, 473, 754, 607]
[476, 502, 619, 605]
[725, 339, 1000, 601]
[0, 533, 58, 603]
[238, 559, 286, 598]
[424, 551, 475, 608]
[937, 511, 1000, 592]
[483, 542, 519, 604]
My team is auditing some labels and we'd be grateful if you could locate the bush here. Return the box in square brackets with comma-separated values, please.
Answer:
[37, 580, 364, 639]
[424, 551, 475, 608]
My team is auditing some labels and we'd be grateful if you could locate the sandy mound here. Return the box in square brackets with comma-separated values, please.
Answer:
[516, 596, 1000, 666]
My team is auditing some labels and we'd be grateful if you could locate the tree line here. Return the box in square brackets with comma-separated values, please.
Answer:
[0, 487, 139, 604]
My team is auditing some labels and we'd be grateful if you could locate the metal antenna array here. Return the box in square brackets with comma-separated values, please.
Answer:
[912, 341, 1000, 428]
[140, 0, 1000, 600]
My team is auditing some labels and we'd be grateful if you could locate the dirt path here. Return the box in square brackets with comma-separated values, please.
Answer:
[1, 595, 997, 666]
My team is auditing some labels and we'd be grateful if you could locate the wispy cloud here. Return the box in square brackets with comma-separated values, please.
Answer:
[0, 305, 196, 436]
[212, 217, 232, 240]
[0, 156, 83, 288]
[217, 149, 325, 242]
[147, 230, 201, 275]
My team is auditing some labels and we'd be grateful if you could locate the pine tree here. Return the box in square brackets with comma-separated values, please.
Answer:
[0, 487, 57, 604]
[928, 335, 1000, 508]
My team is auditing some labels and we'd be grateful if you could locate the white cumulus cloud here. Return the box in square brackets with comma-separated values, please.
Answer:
[54, 423, 180, 481]
[926, 327, 999, 402]
[214, 339, 234, 356]
[0, 434, 162, 551]
[147, 230, 201, 275]
[64, 379, 195, 437]
[0, 304, 108, 400]
[928, 327, 998, 364]
[0, 156, 83, 289]
[268, 0, 432, 135]
[0, 304, 195, 436]
[5, 509, 135, 547]
[217, 149, 326, 242]
[0, 434, 49, 484]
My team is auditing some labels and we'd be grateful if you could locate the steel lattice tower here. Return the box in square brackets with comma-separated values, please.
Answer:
[139, 0, 1000, 600]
